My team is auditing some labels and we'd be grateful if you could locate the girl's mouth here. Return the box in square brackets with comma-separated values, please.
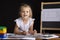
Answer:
[24, 15, 28, 16]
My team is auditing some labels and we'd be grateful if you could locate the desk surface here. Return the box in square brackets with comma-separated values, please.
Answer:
[0, 33, 60, 40]
[37, 33, 60, 40]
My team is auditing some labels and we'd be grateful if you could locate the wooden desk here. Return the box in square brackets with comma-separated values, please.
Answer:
[0, 33, 60, 40]
[49, 38, 60, 40]
[48, 34, 60, 40]
[36, 33, 60, 40]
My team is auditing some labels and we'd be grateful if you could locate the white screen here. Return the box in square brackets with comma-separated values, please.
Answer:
[41, 8, 60, 21]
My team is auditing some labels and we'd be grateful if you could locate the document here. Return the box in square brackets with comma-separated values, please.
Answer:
[6, 33, 35, 40]
[33, 34, 59, 39]
[6, 33, 59, 39]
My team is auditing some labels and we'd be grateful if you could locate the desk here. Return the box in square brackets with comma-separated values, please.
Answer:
[0, 33, 60, 40]
[36, 34, 60, 40]
[48, 34, 60, 40]
[0, 33, 35, 40]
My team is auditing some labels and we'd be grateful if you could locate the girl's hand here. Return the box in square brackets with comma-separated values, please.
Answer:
[33, 29, 37, 35]
[23, 31, 29, 35]
[30, 29, 37, 35]
[29, 29, 37, 35]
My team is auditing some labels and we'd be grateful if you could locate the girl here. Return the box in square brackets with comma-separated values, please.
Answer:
[14, 4, 37, 35]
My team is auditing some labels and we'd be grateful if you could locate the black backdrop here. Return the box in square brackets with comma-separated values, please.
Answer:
[0, 0, 40, 33]
[0, 0, 60, 33]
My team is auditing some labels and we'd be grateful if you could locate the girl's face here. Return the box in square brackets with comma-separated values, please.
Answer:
[20, 7, 30, 19]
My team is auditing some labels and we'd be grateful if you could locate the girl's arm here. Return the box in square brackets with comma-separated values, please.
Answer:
[14, 24, 27, 35]
[29, 21, 37, 35]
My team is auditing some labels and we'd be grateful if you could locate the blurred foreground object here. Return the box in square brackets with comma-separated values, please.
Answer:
[0, 26, 7, 38]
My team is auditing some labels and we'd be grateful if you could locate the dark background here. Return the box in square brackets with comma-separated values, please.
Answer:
[0, 0, 40, 33]
[0, 0, 60, 33]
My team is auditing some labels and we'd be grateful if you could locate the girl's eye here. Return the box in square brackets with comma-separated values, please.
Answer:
[26, 11, 29, 13]
[21, 11, 29, 13]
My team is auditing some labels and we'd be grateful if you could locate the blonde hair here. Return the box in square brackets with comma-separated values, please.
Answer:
[19, 3, 32, 18]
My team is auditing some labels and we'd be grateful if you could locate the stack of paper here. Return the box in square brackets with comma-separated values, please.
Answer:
[6, 33, 59, 39]
[33, 34, 59, 39]
[7, 33, 35, 40]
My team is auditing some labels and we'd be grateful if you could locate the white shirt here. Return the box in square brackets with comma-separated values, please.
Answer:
[14, 18, 35, 32]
